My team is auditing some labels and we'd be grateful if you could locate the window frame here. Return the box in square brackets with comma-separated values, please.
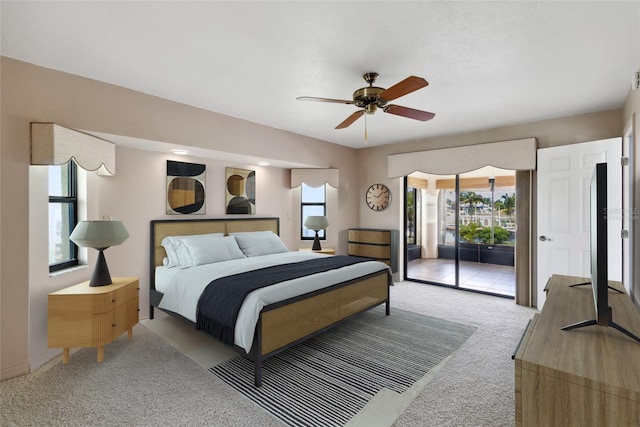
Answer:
[406, 185, 420, 245]
[49, 162, 79, 272]
[300, 183, 327, 241]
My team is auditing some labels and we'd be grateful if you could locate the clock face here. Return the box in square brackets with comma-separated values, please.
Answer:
[366, 183, 391, 211]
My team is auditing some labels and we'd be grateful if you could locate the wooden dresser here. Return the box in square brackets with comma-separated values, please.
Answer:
[347, 228, 398, 273]
[514, 274, 640, 426]
[48, 277, 139, 364]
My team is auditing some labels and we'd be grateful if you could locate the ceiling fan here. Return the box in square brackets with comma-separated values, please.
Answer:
[297, 72, 435, 129]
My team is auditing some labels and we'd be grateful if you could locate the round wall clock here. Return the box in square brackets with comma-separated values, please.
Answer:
[365, 183, 391, 211]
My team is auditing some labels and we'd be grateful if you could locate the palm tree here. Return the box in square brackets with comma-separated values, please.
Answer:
[459, 191, 485, 223]
[500, 194, 516, 221]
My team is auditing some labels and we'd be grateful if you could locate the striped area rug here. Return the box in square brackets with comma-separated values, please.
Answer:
[209, 307, 475, 427]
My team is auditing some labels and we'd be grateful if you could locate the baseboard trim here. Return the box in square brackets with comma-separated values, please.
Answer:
[1, 360, 30, 381]
[29, 348, 61, 373]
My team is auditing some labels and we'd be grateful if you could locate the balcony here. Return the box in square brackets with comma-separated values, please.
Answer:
[407, 256, 515, 297]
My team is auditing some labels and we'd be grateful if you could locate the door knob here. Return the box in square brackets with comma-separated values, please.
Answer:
[539, 236, 552, 241]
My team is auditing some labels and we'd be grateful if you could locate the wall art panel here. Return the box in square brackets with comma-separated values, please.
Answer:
[166, 160, 206, 214]
[226, 167, 255, 214]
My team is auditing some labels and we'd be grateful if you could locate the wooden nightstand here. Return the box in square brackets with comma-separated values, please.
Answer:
[48, 277, 139, 364]
[299, 248, 335, 255]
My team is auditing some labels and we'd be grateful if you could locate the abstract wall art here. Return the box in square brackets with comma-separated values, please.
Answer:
[166, 160, 206, 214]
[225, 167, 255, 214]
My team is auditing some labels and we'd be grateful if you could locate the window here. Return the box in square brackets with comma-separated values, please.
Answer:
[49, 162, 78, 272]
[301, 183, 326, 240]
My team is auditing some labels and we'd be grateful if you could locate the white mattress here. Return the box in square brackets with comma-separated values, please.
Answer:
[155, 251, 389, 352]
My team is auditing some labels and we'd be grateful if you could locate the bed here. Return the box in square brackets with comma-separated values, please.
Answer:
[149, 217, 392, 386]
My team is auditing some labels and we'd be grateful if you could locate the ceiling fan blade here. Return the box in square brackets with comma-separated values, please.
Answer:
[379, 76, 428, 101]
[296, 96, 354, 104]
[335, 110, 365, 129]
[384, 105, 435, 121]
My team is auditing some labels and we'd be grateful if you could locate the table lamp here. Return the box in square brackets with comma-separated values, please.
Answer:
[304, 216, 329, 251]
[69, 220, 129, 287]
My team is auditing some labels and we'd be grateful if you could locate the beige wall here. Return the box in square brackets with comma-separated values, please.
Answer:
[1, 57, 360, 379]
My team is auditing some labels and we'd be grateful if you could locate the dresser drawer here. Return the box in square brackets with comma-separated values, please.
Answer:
[89, 280, 138, 314]
[110, 299, 139, 339]
[112, 279, 139, 306]
[348, 229, 391, 245]
[348, 243, 391, 259]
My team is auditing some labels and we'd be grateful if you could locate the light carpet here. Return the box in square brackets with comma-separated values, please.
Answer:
[210, 306, 475, 427]
[0, 324, 280, 426]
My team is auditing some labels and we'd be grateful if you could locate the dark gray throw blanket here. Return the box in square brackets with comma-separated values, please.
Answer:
[196, 255, 382, 346]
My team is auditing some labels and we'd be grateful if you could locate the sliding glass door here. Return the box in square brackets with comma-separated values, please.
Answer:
[405, 167, 516, 298]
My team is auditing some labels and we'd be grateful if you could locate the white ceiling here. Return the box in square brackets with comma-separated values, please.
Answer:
[2, 1, 639, 150]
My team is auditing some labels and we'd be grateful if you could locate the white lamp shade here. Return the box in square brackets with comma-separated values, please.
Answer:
[70, 221, 129, 249]
[304, 216, 329, 231]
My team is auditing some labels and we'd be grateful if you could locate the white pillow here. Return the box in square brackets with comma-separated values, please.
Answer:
[179, 234, 245, 266]
[229, 231, 273, 236]
[173, 239, 196, 267]
[161, 233, 224, 268]
[161, 236, 180, 268]
[232, 231, 289, 257]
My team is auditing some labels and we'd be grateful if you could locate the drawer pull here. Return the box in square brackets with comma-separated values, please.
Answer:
[112, 299, 116, 303]
[112, 324, 116, 327]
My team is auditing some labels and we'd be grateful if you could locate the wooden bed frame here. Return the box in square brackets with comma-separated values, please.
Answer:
[149, 217, 390, 386]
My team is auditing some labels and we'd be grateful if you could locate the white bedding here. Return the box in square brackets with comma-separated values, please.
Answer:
[155, 251, 390, 352]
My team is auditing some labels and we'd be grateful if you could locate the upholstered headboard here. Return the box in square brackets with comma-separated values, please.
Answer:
[149, 217, 280, 290]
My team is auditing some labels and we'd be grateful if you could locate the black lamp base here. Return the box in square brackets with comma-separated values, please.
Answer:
[312, 231, 322, 251]
[90, 249, 113, 287]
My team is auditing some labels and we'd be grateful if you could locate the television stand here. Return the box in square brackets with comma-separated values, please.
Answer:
[561, 305, 640, 343]
[513, 274, 640, 426]
[568, 281, 624, 293]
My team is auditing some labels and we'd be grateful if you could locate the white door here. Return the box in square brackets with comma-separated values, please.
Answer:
[537, 138, 622, 309]
[622, 127, 634, 294]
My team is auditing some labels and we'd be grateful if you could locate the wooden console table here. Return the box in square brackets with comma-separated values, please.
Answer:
[48, 277, 139, 364]
[514, 274, 640, 426]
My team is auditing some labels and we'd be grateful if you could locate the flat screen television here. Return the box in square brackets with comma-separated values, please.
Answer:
[562, 162, 639, 343]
